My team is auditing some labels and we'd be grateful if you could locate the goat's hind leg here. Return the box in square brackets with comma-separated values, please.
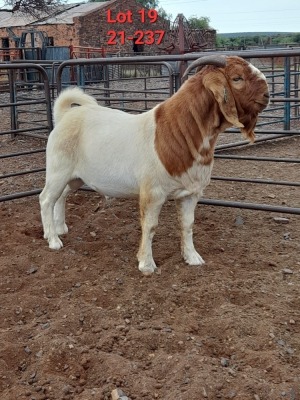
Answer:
[54, 179, 83, 235]
[176, 195, 205, 266]
[40, 177, 73, 250]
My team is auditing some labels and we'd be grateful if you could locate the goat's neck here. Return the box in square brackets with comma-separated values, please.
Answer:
[154, 79, 229, 177]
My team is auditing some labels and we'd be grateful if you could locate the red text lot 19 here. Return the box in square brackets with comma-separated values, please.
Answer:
[107, 9, 133, 23]
[106, 9, 158, 24]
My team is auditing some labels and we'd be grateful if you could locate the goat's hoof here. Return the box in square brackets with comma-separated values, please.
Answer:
[138, 260, 157, 276]
[184, 250, 205, 266]
[49, 237, 63, 250]
[56, 223, 68, 235]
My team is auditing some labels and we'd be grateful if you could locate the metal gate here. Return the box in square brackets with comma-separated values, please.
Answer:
[0, 50, 299, 215]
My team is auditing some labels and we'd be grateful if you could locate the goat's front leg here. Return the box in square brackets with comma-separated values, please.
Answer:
[176, 195, 205, 266]
[137, 189, 165, 275]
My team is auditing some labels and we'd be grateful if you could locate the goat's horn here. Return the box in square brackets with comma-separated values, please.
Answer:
[182, 55, 227, 81]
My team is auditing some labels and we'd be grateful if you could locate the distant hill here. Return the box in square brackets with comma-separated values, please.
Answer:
[218, 32, 295, 38]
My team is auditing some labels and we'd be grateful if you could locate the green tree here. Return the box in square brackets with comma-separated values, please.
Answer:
[89, 0, 171, 20]
[3, 0, 171, 22]
[89, 0, 160, 6]
[2, 0, 63, 17]
[155, 6, 172, 20]
[188, 15, 211, 29]
[136, 0, 159, 8]
[292, 33, 300, 43]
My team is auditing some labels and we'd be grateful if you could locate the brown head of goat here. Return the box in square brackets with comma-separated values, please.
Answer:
[155, 55, 269, 177]
[202, 56, 270, 142]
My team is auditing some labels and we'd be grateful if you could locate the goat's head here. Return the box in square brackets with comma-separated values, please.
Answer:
[182, 55, 270, 142]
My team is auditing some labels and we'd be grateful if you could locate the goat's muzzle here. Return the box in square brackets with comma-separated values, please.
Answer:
[255, 92, 270, 111]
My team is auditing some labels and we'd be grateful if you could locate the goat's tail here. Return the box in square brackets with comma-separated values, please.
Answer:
[53, 86, 98, 125]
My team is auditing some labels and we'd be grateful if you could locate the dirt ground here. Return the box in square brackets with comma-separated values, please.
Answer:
[0, 133, 300, 400]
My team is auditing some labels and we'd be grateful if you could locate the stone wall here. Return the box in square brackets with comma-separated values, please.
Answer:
[76, 0, 170, 53]
[0, 0, 216, 57]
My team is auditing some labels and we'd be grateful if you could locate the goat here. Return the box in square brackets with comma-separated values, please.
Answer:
[39, 55, 269, 275]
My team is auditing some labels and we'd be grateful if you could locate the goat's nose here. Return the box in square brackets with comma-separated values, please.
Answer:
[264, 93, 270, 99]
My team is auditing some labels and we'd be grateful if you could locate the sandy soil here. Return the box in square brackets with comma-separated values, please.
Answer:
[0, 132, 299, 400]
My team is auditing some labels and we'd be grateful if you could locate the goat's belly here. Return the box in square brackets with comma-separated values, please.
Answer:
[88, 183, 138, 198]
[77, 168, 140, 198]
[75, 127, 153, 198]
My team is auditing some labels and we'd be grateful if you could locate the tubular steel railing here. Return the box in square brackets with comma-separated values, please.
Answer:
[0, 49, 299, 215]
[0, 63, 53, 138]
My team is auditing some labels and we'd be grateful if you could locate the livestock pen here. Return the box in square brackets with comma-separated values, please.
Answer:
[1, 49, 299, 215]
[0, 49, 300, 400]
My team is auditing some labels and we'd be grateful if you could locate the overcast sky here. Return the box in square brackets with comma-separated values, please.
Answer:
[0, 0, 299, 34]
[159, 0, 300, 33]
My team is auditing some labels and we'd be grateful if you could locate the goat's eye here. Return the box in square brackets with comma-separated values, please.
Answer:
[233, 76, 243, 82]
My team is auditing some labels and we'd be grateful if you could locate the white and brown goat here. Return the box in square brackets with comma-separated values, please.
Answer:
[39, 55, 270, 275]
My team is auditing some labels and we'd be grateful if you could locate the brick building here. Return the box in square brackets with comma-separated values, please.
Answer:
[0, 1, 216, 59]
[0, 0, 170, 56]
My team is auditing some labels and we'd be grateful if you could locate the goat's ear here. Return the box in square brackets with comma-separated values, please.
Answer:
[202, 70, 244, 129]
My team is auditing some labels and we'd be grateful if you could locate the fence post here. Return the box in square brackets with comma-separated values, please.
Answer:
[104, 65, 110, 106]
[294, 56, 299, 118]
[284, 56, 291, 130]
[9, 69, 18, 138]
[78, 65, 85, 87]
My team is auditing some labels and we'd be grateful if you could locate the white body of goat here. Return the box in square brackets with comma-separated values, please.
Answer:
[40, 56, 269, 275]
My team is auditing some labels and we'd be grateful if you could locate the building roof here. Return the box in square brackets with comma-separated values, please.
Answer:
[33, 2, 111, 26]
[0, 2, 112, 28]
[0, 10, 31, 28]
